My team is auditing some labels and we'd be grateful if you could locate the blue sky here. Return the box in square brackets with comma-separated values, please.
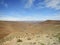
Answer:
[0, 0, 60, 21]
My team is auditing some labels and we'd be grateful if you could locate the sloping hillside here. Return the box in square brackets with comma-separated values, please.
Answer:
[0, 20, 60, 39]
[0, 20, 60, 45]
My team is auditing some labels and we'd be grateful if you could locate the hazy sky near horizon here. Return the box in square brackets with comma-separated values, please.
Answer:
[0, 0, 60, 21]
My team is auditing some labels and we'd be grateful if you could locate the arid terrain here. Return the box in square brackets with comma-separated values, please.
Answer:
[0, 20, 60, 45]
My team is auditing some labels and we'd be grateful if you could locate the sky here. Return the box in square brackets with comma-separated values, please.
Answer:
[0, 0, 60, 21]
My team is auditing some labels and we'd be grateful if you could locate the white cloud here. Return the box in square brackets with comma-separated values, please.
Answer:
[24, 0, 60, 10]
[0, 15, 41, 21]
[4, 3, 8, 8]
[45, 0, 60, 10]
[0, 0, 8, 8]
[25, 0, 35, 8]
[24, 0, 45, 9]
[35, 2, 45, 9]
[46, 12, 60, 20]
[20, 16, 40, 21]
[0, 16, 20, 21]
[0, 13, 60, 21]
